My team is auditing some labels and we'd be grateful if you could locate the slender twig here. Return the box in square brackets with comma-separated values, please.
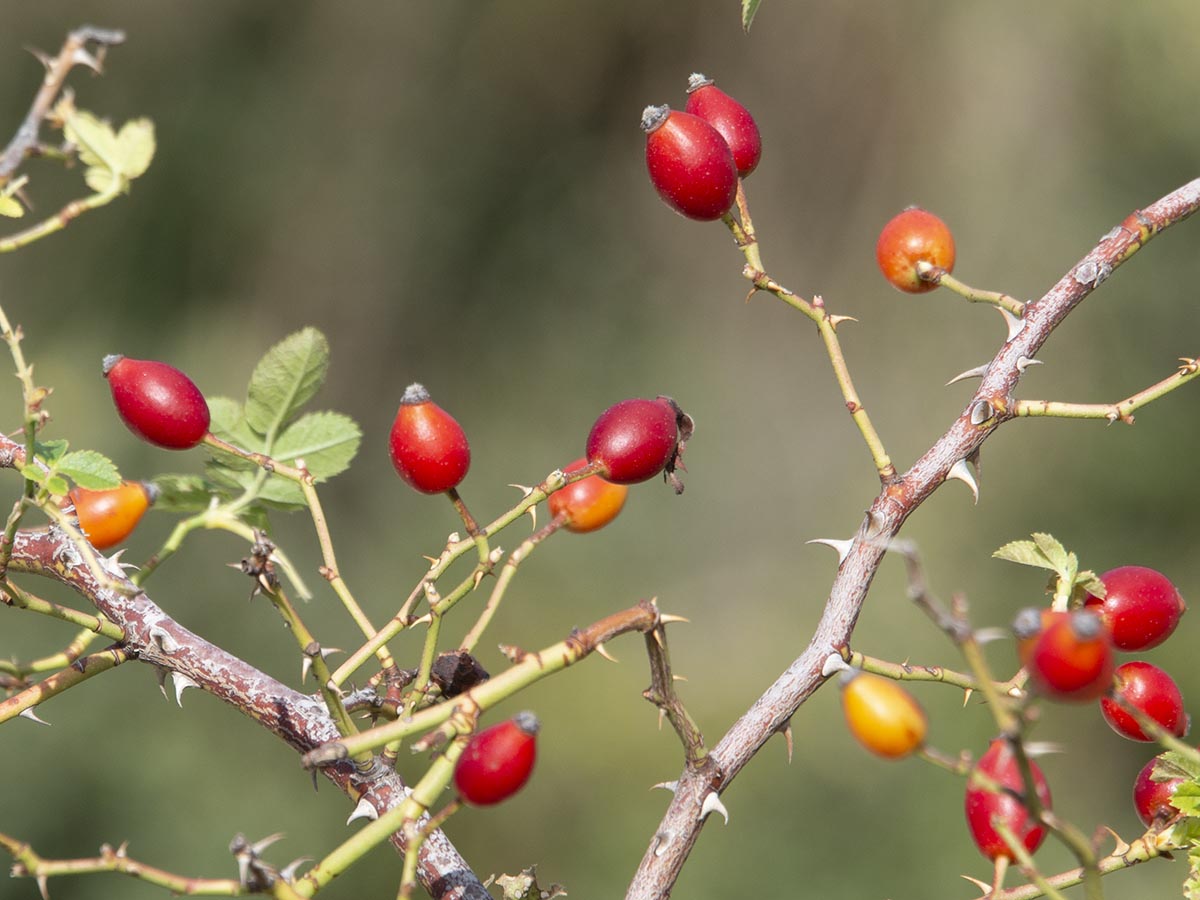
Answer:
[0, 645, 128, 724]
[1014, 356, 1200, 423]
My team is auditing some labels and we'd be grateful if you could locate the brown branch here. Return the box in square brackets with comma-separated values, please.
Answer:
[3, 525, 491, 900]
[624, 177, 1200, 899]
[0, 25, 126, 180]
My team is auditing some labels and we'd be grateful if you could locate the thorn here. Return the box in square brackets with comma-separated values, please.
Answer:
[807, 537, 854, 565]
[156, 666, 169, 700]
[1016, 356, 1043, 373]
[311, 769, 320, 793]
[651, 628, 665, 648]
[652, 830, 673, 857]
[657, 708, 666, 730]
[961, 874, 992, 896]
[780, 721, 794, 764]
[945, 459, 979, 504]
[303, 647, 343, 683]
[699, 791, 729, 825]
[672, 674, 688, 682]
[1102, 826, 1131, 856]
[250, 833, 285, 855]
[659, 613, 690, 625]
[821, 653, 850, 677]
[281, 857, 312, 882]
[945, 363, 989, 386]
[172, 673, 200, 707]
[1024, 741, 1066, 758]
[969, 400, 993, 427]
[509, 483, 535, 499]
[651, 780, 679, 793]
[19, 708, 50, 725]
[421, 555, 438, 565]
[593, 642, 618, 663]
[26, 46, 53, 73]
[70, 47, 103, 73]
[962, 688, 973, 707]
[974, 627, 1009, 644]
[828, 314, 857, 329]
[346, 797, 378, 825]
[116, 841, 129, 858]
[997, 306, 1025, 342]
[36, 874, 49, 900]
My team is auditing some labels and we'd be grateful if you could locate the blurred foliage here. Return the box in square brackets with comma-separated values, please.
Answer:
[0, 2, 1198, 899]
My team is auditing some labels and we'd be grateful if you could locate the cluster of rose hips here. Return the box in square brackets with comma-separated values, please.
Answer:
[641, 73, 761, 221]
[839, 563, 1190, 865]
[98, 352, 694, 809]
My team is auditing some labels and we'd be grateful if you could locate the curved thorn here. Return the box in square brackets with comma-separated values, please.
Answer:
[19, 708, 50, 726]
[593, 642, 618, 663]
[699, 791, 729, 825]
[1102, 826, 1131, 857]
[172, 672, 200, 707]
[961, 688, 973, 707]
[974, 627, 1009, 644]
[969, 400, 993, 427]
[945, 363, 989, 386]
[36, 874, 49, 900]
[781, 722, 794, 764]
[155, 666, 169, 700]
[1016, 356, 1043, 373]
[148, 625, 178, 653]
[807, 537, 854, 565]
[659, 614, 690, 625]
[821, 652, 850, 677]
[346, 797, 379, 825]
[961, 874, 992, 896]
[998, 306, 1025, 341]
[945, 459, 979, 504]
[249, 832, 285, 854]
[651, 780, 679, 793]
[281, 857, 313, 882]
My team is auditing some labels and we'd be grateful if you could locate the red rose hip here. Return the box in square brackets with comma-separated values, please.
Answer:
[1100, 661, 1189, 742]
[1023, 608, 1115, 703]
[641, 105, 738, 221]
[454, 711, 539, 806]
[684, 73, 762, 177]
[875, 207, 956, 293]
[1085, 565, 1186, 651]
[388, 383, 471, 494]
[1133, 755, 1186, 827]
[585, 395, 693, 493]
[965, 738, 1052, 861]
[103, 355, 211, 450]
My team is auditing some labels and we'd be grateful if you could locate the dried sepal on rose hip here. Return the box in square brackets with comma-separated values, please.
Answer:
[103, 355, 211, 450]
[388, 383, 471, 494]
[548, 457, 628, 533]
[641, 104, 738, 221]
[66, 481, 158, 550]
[585, 395, 693, 493]
[839, 670, 927, 760]
[684, 73, 762, 177]
[453, 711, 539, 807]
[1084, 565, 1187, 651]
[875, 207, 956, 293]
[965, 738, 1052, 861]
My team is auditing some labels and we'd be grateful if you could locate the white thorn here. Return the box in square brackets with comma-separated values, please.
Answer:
[19, 707, 50, 726]
[998, 306, 1025, 341]
[961, 874, 993, 896]
[821, 653, 850, 677]
[155, 666, 169, 700]
[1024, 741, 1066, 758]
[593, 642, 618, 663]
[172, 673, 200, 707]
[1016, 356, 1043, 373]
[301, 656, 314, 684]
[281, 857, 312, 882]
[1102, 826, 1131, 856]
[148, 625, 178, 653]
[115, 841, 129, 858]
[651, 780, 679, 794]
[807, 537, 854, 565]
[974, 627, 1009, 644]
[652, 830, 673, 858]
[36, 874, 49, 900]
[945, 459, 979, 504]
[347, 797, 378, 825]
[699, 791, 729, 825]
[945, 364, 989, 386]
[249, 832, 285, 854]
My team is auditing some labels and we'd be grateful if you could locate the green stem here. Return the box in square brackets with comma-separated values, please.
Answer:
[1014, 357, 1200, 423]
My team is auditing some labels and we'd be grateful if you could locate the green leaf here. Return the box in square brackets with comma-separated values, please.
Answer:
[152, 473, 221, 513]
[1075, 570, 1105, 599]
[272, 411, 361, 481]
[34, 439, 70, 465]
[63, 109, 120, 172]
[244, 328, 329, 438]
[992, 540, 1056, 571]
[58, 450, 121, 490]
[115, 118, 155, 179]
[1031, 533, 1070, 573]
[207, 396, 262, 465]
[84, 166, 117, 194]
[1162, 752, 1200, 783]
[1185, 846, 1200, 900]
[44, 475, 70, 497]
[0, 194, 23, 218]
[742, 0, 762, 32]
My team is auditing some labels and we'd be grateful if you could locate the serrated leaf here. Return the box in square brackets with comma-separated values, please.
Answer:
[152, 473, 220, 513]
[1185, 848, 1200, 900]
[34, 439, 69, 464]
[742, 0, 762, 32]
[44, 475, 69, 497]
[115, 118, 155, 179]
[58, 450, 121, 490]
[993, 540, 1056, 571]
[206, 396, 262, 465]
[63, 109, 119, 171]
[272, 411, 360, 481]
[1031, 533, 1070, 574]
[0, 194, 23, 218]
[1076, 570, 1105, 599]
[1164, 752, 1200, 783]
[244, 328, 329, 438]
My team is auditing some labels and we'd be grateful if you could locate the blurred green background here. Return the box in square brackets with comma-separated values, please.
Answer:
[0, 2, 1198, 898]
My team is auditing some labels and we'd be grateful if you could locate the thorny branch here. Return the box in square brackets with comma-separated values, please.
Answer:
[624, 178, 1200, 899]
